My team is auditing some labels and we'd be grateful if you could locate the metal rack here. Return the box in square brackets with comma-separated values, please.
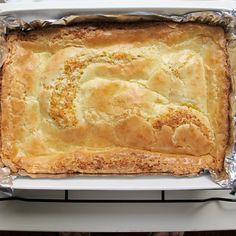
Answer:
[1, 189, 236, 232]
[0, 190, 236, 203]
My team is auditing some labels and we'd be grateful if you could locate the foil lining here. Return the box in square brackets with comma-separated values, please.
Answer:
[0, 16, 7, 68]
[224, 38, 236, 193]
[0, 11, 235, 36]
[0, 10, 236, 192]
[0, 167, 14, 196]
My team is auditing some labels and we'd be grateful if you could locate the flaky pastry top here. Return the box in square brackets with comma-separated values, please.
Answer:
[1, 22, 229, 175]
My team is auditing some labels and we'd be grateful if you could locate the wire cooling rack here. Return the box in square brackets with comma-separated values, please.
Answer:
[0, 190, 236, 203]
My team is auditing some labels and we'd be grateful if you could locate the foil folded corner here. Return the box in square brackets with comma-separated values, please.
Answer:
[0, 167, 14, 196]
[225, 151, 236, 194]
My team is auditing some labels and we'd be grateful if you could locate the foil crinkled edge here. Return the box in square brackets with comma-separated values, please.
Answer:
[0, 10, 235, 37]
[224, 29, 236, 193]
[0, 10, 236, 193]
[0, 167, 15, 196]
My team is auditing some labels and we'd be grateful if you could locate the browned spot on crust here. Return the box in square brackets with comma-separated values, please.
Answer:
[49, 52, 137, 128]
[153, 108, 211, 139]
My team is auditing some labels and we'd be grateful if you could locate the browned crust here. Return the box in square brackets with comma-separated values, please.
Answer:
[1, 22, 230, 176]
[17, 148, 214, 176]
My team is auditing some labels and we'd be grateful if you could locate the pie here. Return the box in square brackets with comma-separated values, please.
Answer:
[1, 22, 230, 176]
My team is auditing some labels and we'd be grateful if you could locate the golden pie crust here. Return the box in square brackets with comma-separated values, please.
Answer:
[1, 22, 230, 176]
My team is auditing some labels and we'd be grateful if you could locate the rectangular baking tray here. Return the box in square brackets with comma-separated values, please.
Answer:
[0, 0, 235, 191]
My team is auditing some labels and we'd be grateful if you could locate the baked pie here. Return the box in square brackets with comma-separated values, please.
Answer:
[1, 22, 230, 176]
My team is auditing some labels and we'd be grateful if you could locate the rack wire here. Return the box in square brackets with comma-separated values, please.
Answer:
[0, 190, 236, 203]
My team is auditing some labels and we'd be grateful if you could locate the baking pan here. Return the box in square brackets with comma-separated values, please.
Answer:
[0, 0, 235, 191]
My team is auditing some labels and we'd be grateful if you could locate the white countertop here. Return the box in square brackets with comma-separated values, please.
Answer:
[1, 176, 234, 232]
[0, 189, 236, 232]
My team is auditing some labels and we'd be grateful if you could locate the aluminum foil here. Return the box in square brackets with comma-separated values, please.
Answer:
[224, 38, 236, 193]
[0, 10, 236, 193]
[0, 16, 6, 68]
[0, 167, 14, 196]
